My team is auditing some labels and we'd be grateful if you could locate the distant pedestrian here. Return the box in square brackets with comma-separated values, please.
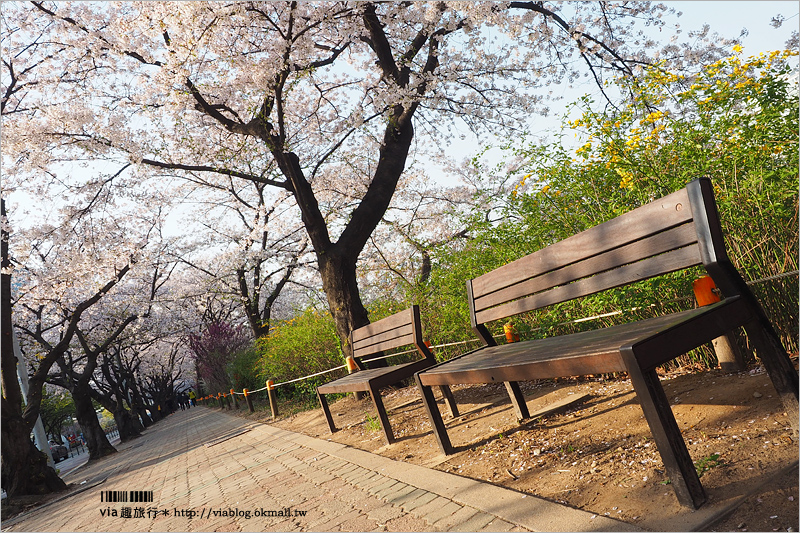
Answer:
[188, 389, 197, 407]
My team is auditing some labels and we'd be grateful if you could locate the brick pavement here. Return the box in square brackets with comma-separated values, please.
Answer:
[3, 407, 637, 532]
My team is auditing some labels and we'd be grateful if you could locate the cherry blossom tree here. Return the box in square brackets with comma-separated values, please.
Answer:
[176, 179, 311, 338]
[137, 338, 193, 419]
[0, 10, 199, 495]
[1, 202, 135, 496]
[94, 342, 147, 442]
[1, 156, 177, 495]
[48, 335, 130, 459]
[4, 1, 734, 361]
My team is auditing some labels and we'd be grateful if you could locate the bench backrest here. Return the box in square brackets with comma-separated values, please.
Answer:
[349, 305, 434, 368]
[467, 178, 734, 345]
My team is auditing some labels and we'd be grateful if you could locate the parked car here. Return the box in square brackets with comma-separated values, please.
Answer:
[49, 441, 68, 462]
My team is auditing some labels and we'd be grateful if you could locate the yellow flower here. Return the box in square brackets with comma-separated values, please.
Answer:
[616, 168, 635, 189]
[576, 142, 593, 156]
[642, 110, 664, 124]
[732, 44, 743, 54]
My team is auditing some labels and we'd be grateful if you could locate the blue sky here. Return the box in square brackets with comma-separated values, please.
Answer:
[680, 1, 797, 54]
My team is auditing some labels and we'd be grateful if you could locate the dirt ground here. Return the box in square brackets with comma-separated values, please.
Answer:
[246, 364, 800, 532]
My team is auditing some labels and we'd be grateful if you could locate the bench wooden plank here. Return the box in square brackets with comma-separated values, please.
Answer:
[353, 323, 414, 353]
[353, 324, 414, 357]
[475, 244, 701, 324]
[471, 188, 692, 297]
[474, 223, 699, 312]
[420, 304, 742, 386]
[318, 362, 422, 394]
[352, 308, 414, 342]
[355, 333, 417, 357]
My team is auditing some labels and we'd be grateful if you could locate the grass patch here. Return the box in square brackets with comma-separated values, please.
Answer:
[695, 453, 724, 477]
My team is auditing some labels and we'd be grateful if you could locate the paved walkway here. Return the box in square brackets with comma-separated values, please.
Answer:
[3, 407, 641, 532]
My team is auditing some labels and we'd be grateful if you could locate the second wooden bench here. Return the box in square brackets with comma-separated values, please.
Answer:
[317, 305, 457, 445]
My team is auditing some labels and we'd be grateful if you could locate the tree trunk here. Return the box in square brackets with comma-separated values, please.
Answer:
[113, 406, 141, 442]
[317, 251, 389, 367]
[1, 413, 67, 497]
[72, 386, 116, 460]
[138, 407, 153, 427]
[134, 403, 153, 428]
[129, 383, 153, 427]
[129, 407, 145, 432]
[149, 402, 163, 422]
[1, 199, 67, 497]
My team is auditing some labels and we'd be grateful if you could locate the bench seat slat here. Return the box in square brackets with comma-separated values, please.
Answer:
[317, 361, 425, 394]
[475, 223, 699, 313]
[419, 304, 726, 387]
[476, 243, 701, 325]
[472, 188, 692, 298]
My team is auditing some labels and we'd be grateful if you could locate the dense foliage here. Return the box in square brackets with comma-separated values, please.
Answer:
[416, 48, 799, 362]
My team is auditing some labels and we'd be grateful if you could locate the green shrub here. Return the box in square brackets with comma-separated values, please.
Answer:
[256, 307, 345, 401]
[228, 346, 262, 392]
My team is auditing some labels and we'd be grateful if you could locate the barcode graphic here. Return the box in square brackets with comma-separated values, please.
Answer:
[100, 490, 153, 503]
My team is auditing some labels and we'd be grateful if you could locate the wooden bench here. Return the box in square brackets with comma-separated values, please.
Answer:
[317, 305, 457, 445]
[415, 178, 798, 509]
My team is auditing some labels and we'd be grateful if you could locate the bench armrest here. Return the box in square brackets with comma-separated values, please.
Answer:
[625, 296, 754, 371]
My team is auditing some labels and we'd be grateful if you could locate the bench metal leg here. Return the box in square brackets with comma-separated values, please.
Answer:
[438, 385, 459, 418]
[317, 390, 338, 434]
[624, 356, 706, 509]
[504, 381, 530, 421]
[743, 320, 799, 434]
[368, 382, 395, 445]
[415, 374, 454, 455]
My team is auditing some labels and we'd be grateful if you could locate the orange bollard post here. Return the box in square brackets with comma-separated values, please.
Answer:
[267, 380, 279, 419]
[692, 275, 720, 306]
[692, 276, 744, 372]
[504, 322, 520, 343]
[345, 356, 365, 400]
[230, 389, 239, 409]
[243, 388, 255, 413]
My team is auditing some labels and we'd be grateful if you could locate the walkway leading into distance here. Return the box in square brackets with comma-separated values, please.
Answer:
[2, 406, 660, 532]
